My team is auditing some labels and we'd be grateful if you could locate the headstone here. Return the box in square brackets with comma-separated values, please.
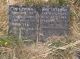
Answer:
[9, 5, 69, 41]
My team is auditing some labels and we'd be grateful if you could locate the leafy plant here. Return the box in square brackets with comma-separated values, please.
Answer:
[0, 35, 20, 47]
[25, 0, 67, 6]
[58, 0, 67, 6]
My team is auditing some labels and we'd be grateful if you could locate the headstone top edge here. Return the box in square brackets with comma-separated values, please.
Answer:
[9, 5, 69, 8]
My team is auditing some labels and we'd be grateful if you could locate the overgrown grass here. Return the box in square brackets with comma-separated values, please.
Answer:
[0, 0, 80, 59]
[0, 35, 79, 59]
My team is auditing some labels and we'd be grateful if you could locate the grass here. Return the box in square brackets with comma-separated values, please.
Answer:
[0, 35, 79, 59]
[0, 0, 80, 59]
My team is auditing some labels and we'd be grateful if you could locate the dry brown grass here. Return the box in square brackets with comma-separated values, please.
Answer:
[0, 41, 78, 59]
[0, 0, 8, 35]
[0, 0, 80, 59]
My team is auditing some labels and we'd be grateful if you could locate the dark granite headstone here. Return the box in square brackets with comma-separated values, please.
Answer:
[9, 5, 69, 40]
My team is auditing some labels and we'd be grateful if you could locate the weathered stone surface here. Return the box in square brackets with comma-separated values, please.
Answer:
[9, 5, 69, 40]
